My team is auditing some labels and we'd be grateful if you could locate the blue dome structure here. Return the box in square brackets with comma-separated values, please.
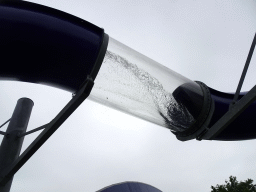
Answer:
[97, 181, 162, 192]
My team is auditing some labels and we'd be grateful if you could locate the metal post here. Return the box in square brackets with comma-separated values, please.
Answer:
[230, 32, 256, 109]
[0, 98, 33, 192]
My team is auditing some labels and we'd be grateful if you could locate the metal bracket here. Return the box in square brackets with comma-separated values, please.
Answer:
[17, 123, 49, 138]
[0, 131, 7, 136]
[0, 118, 11, 129]
[0, 75, 94, 186]
[0, 119, 11, 135]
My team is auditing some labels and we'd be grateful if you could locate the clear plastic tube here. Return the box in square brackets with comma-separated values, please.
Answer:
[89, 37, 204, 133]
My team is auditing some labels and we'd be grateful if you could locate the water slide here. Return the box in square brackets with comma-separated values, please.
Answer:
[1, 1, 256, 141]
[208, 88, 256, 141]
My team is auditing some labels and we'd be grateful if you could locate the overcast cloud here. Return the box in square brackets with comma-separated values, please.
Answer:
[1, 0, 256, 191]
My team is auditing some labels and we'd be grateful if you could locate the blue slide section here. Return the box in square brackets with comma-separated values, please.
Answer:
[97, 182, 162, 192]
[209, 88, 256, 141]
[0, 2, 105, 93]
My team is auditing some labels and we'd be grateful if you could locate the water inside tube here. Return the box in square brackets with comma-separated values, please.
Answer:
[89, 50, 196, 132]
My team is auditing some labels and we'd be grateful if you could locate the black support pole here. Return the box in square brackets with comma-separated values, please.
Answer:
[0, 98, 33, 192]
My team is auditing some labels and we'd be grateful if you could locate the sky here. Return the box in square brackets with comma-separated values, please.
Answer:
[1, 0, 256, 191]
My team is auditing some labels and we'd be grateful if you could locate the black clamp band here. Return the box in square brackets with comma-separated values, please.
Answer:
[175, 81, 214, 141]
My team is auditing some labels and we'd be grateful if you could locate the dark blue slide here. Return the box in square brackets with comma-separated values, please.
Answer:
[1, 1, 255, 142]
[209, 88, 256, 141]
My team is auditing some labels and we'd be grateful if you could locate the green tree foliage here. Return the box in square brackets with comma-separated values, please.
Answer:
[211, 176, 256, 192]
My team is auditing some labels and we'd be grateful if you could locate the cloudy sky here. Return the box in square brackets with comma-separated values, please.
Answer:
[1, 0, 256, 191]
